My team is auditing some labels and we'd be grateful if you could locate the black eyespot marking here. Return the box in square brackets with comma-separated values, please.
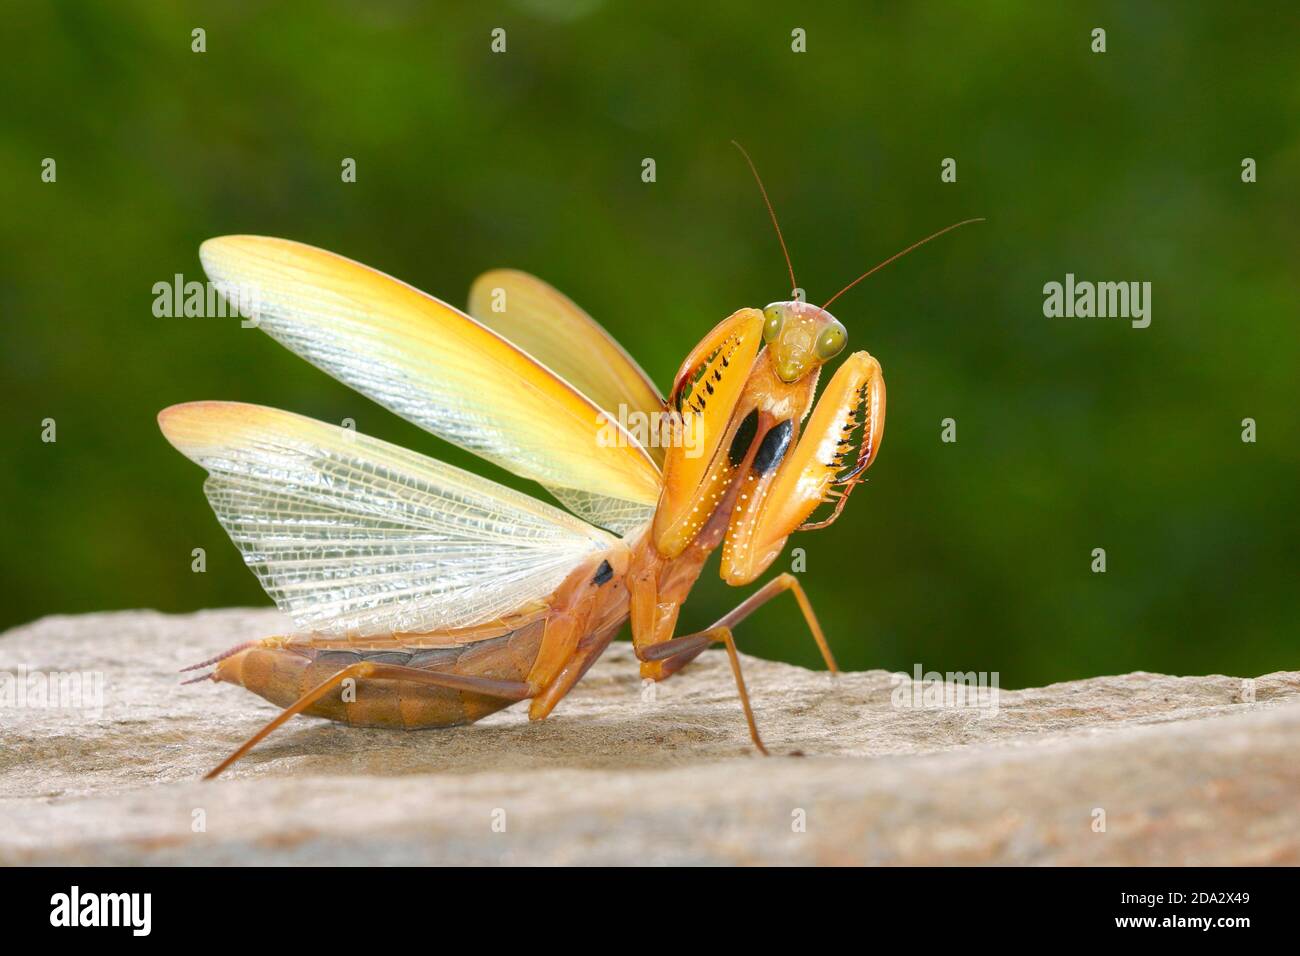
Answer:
[753, 420, 793, 476]
[728, 409, 760, 467]
[592, 560, 613, 586]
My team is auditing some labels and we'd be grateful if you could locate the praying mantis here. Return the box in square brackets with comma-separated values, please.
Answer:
[163, 145, 981, 778]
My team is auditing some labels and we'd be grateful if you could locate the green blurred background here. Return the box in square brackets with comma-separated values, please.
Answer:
[2, 2, 1296, 688]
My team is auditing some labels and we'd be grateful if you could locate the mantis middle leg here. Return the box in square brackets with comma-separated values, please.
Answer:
[634, 573, 838, 754]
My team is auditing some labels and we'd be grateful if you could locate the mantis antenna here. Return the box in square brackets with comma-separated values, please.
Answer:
[821, 218, 986, 313]
[732, 140, 982, 312]
[732, 140, 798, 297]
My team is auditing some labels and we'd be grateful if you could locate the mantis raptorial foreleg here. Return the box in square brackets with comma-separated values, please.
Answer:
[631, 353, 883, 751]
[719, 351, 885, 584]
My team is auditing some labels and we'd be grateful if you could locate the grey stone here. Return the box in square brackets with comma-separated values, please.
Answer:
[1, 609, 1296, 865]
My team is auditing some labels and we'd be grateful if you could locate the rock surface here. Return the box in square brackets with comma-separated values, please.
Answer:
[1, 609, 1296, 865]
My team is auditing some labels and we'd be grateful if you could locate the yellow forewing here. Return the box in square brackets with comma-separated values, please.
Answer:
[198, 236, 662, 535]
[468, 270, 666, 465]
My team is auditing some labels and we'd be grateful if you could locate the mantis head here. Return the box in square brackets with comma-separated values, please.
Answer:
[760, 300, 847, 383]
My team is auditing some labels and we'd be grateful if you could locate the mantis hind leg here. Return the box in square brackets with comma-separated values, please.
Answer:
[205, 662, 532, 781]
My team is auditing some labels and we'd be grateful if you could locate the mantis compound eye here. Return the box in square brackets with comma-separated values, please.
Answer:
[762, 305, 784, 343]
[814, 322, 847, 360]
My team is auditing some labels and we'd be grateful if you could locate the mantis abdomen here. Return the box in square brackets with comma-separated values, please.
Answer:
[214, 623, 547, 730]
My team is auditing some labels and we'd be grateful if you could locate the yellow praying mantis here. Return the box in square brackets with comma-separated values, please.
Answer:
[163, 145, 982, 778]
